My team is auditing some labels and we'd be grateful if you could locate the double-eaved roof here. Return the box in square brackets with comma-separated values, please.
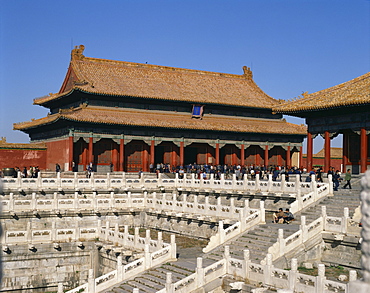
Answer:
[273, 72, 370, 115]
[14, 104, 307, 135]
[34, 45, 278, 109]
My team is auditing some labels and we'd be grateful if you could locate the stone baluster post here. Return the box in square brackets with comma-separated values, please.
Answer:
[74, 191, 79, 210]
[74, 171, 78, 189]
[297, 188, 303, 210]
[193, 195, 198, 213]
[157, 231, 163, 248]
[162, 193, 166, 211]
[255, 173, 260, 189]
[106, 172, 110, 189]
[322, 206, 327, 231]
[56, 171, 61, 189]
[342, 207, 349, 233]
[240, 206, 246, 231]
[289, 258, 297, 291]
[263, 253, 272, 285]
[134, 227, 139, 248]
[310, 174, 316, 191]
[172, 192, 177, 212]
[133, 289, 139, 293]
[170, 234, 176, 259]
[196, 257, 205, 287]
[205, 196, 210, 216]
[115, 223, 119, 245]
[328, 174, 333, 195]
[349, 172, 370, 292]
[217, 196, 222, 213]
[243, 249, 250, 279]
[295, 174, 300, 192]
[51, 220, 56, 242]
[267, 173, 273, 192]
[144, 244, 151, 269]
[220, 173, 225, 187]
[244, 199, 250, 216]
[97, 220, 102, 239]
[300, 216, 307, 242]
[224, 245, 230, 273]
[110, 191, 115, 210]
[166, 272, 173, 293]
[9, 192, 14, 213]
[281, 173, 286, 193]
[27, 221, 32, 244]
[92, 191, 97, 211]
[127, 191, 132, 208]
[105, 221, 110, 242]
[145, 229, 150, 246]
[316, 264, 326, 293]
[31, 192, 36, 211]
[278, 229, 284, 256]
[230, 197, 235, 217]
[123, 225, 129, 247]
[191, 173, 195, 187]
[219, 221, 225, 244]
[260, 201, 265, 223]
[88, 268, 95, 293]
[152, 192, 157, 209]
[349, 270, 357, 282]
[143, 191, 148, 208]
[232, 173, 237, 189]
[117, 254, 123, 281]
[182, 193, 187, 213]
[53, 192, 58, 212]
[57, 283, 64, 293]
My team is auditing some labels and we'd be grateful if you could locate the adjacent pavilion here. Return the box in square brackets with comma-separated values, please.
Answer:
[14, 45, 306, 172]
[273, 72, 370, 174]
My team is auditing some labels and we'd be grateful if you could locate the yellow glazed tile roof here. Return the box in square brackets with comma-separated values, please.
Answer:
[273, 72, 370, 114]
[14, 105, 307, 135]
[34, 45, 278, 109]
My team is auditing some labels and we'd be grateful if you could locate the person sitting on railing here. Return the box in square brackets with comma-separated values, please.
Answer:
[273, 208, 285, 223]
[284, 208, 294, 223]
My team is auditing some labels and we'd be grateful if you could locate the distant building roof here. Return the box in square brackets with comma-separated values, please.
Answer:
[34, 45, 279, 109]
[273, 72, 370, 115]
[0, 137, 46, 149]
[14, 105, 307, 135]
[314, 147, 343, 158]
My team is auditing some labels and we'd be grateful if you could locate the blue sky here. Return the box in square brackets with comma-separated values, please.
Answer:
[1, 0, 369, 153]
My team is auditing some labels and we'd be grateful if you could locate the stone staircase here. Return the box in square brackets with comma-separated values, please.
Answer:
[102, 177, 362, 293]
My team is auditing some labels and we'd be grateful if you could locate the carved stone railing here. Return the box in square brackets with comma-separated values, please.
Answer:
[266, 206, 351, 263]
[1, 172, 327, 197]
[156, 246, 355, 293]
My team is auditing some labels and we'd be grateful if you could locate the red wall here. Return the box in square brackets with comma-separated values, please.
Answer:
[0, 148, 46, 170]
[46, 138, 70, 171]
[301, 157, 343, 172]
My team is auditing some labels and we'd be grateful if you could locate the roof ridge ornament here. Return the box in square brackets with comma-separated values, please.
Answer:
[242, 66, 253, 79]
[71, 45, 85, 60]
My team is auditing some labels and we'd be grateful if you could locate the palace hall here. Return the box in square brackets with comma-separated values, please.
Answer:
[273, 72, 370, 174]
[14, 45, 306, 172]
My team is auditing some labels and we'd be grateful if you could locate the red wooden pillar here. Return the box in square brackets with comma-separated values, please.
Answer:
[264, 145, 269, 167]
[215, 143, 220, 165]
[286, 146, 291, 168]
[361, 128, 368, 173]
[82, 147, 88, 169]
[143, 146, 149, 172]
[240, 144, 245, 166]
[68, 135, 73, 171]
[232, 148, 237, 166]
[277, 148, 282, 166]
[119, 138, 124, 171]
[299, 146, 303, 169]
[342, 133, 348, 172]
[307, 132, 313, 171]
[255, 148, 261, 166]
[324, 131, 331, 172]
[88, 136, 94, 165]
[171, 147, 176, 170]
[112, 146, 118, 171]
[180, 142, 184, 167]
[150, 140, 155, 166]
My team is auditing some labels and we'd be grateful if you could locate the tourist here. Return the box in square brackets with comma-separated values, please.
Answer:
[284, 208, 294, 223]
[343, 169, 352, 189]
[55, 163, 61, 173]
[333, 170, 342, 191]
[273, 208, 285, 223]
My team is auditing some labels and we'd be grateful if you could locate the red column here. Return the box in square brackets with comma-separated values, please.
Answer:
[150, 140, 155, 166]
[112, 147, 118, 171]
[307, 132, 313, 171]
[232, 148, 237, 166]
[171, 147, 176, 169]
[286, 146, 291, 168]
[255, 148, 261, 166]
[88, 137, 94, 165]
[82, 147, 88, 169]
[342, 133, 348, 172]
[299, 146, 303, 169]
[180, 142, 184, 167]
[277, 151, 282, 166]
[240, 144, 245, 166]
[68, 135, 73, 171]
[143, 147, 149, 172]
[215, 143, 220, 165]
[324, 131, 331, 173]
[119, 139, 124, 171]
[361, 128, 368, 173]
[264, 145, 269, 167]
